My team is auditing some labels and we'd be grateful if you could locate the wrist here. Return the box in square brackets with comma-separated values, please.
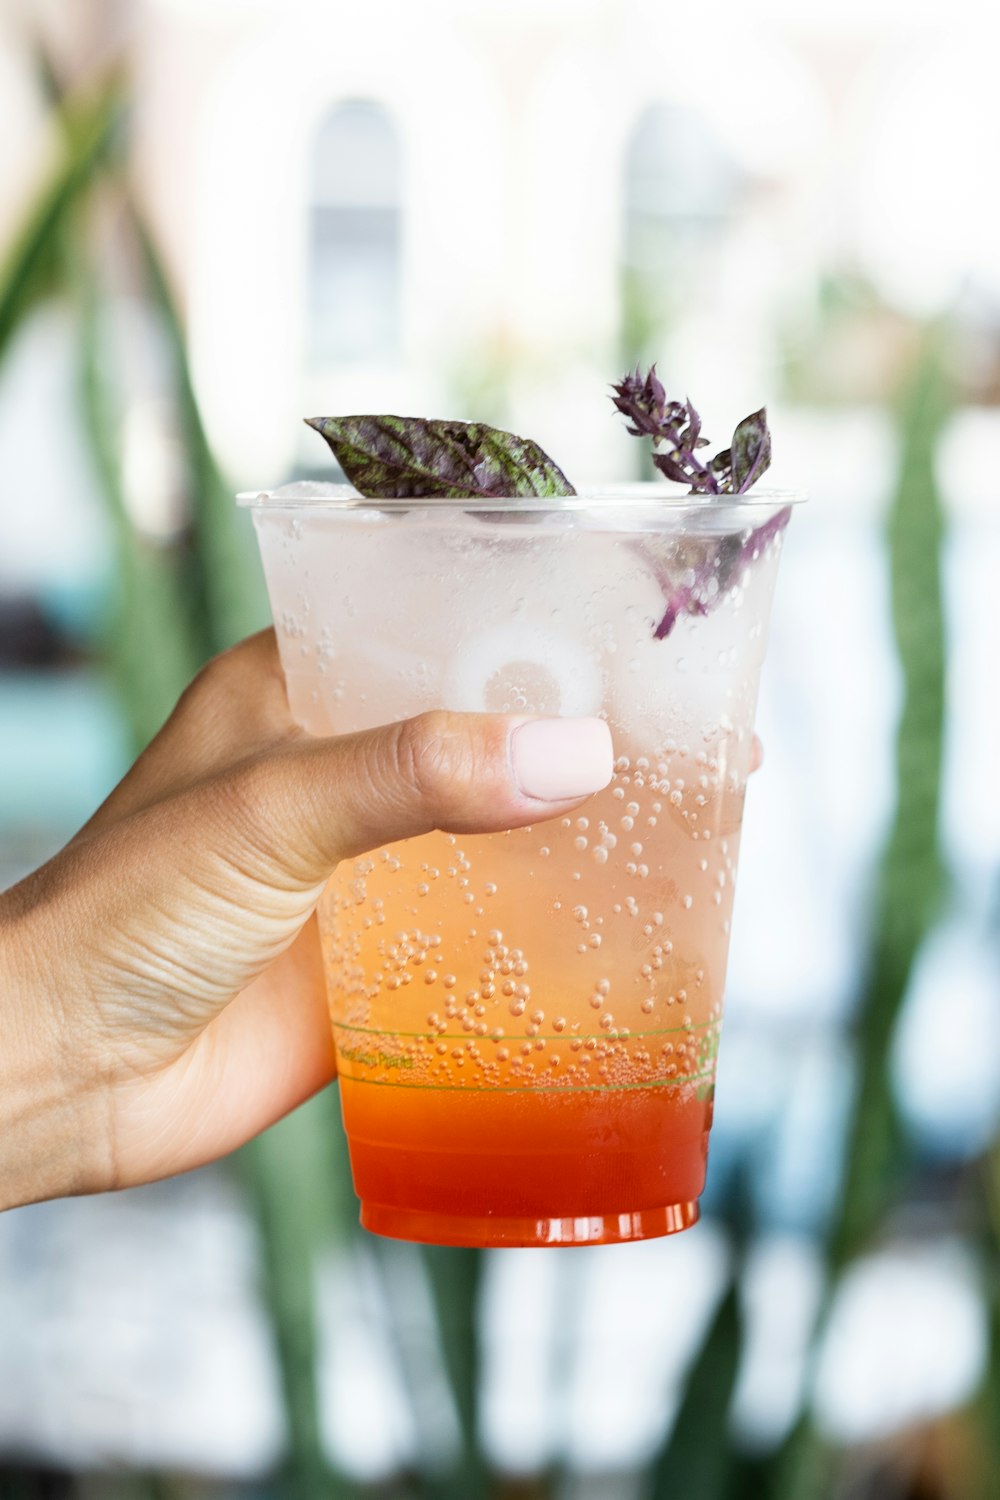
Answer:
[0, 886, 107, 1210]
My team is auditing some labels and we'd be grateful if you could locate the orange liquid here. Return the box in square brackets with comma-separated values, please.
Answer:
[320, 751, 744, 1247]
[341, 1078, 710, 1246]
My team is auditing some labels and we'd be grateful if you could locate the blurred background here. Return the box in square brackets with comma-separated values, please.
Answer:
[1, 0, 999, 1497]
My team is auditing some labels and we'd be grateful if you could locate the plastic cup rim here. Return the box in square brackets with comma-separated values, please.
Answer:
[236, 481, 808, 514]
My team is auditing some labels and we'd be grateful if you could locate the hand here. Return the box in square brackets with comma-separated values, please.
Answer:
[0, 632, 616, 1210]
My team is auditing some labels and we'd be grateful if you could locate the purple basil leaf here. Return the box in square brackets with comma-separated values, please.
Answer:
[645, 364, 667, 410]
[306, 415, 576, 499]
[637, 507, 791, 639]
[729, 408, 772, 493]
[682, 398, 703, 450]
[611, 366, 783, 636]
[652, 450, 697, 486]
[709, 448, 733, 491]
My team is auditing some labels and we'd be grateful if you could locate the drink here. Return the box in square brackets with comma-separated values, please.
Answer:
[245, 483, 794, 1246]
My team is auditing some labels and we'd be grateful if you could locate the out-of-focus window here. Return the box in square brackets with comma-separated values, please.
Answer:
[306, 99, 402, 367]
[621, 102, 742, 353]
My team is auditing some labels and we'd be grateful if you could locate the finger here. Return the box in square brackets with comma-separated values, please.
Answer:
[78, 631, 297, 840]
[750, 734, 764, 774]
[221, 710, 616, 893]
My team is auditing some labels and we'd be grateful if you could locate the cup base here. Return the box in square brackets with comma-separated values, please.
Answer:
[359, 1198, 700, 1248]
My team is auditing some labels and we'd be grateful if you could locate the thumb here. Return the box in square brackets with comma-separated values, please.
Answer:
[232, 710, 615, 890]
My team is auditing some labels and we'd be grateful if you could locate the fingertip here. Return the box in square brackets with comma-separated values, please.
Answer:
[509, 717, 614, 803]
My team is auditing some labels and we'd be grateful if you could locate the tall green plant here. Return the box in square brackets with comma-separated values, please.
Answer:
[244, 1091, 361, 1500]
[128, 204, 265, 650]
[0, 80, 122, 362]
[76, 259, 204, 745]
[831, 327, 950, 1269]
[770, 326, 952, 1500]
[0, 59, 350, 1495]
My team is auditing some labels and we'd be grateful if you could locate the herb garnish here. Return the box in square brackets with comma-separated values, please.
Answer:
[608, 364, 786, 636]
[305, 367, 787, 641]
[305, 415, 575, 500]
[610, 365, 771, 494]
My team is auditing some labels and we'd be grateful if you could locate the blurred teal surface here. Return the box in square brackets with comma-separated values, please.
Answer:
[0, 670, 130, 867]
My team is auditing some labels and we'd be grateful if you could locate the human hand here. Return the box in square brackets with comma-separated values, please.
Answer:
[0, 631, 617, 1209]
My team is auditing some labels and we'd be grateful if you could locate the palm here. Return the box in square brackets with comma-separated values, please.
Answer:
[66, 633, 338, 1186]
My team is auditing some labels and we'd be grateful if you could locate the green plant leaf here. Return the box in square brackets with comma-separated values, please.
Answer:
[129, 201, 267, 652]
[418, 1245, 490, 1498]
[767, 324, 952, 1500]
[648, 1275, 744, 1500]
[306, 414, 576, 499]
[76, 256, 202, 750]
[241, 1090, 361, 1500]
[0, 76, 123, 363]
[828, 325, 950, 1272]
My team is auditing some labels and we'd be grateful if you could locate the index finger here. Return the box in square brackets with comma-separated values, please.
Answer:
[76, 630, 300, 840]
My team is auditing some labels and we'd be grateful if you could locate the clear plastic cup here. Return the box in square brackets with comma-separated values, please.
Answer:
[241, 482, 801, 1247]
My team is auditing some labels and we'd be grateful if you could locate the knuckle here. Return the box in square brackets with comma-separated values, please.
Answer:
[180, 632, 279, 704]
[393, 712, 472, 808]
[173, 644, 240, 720]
